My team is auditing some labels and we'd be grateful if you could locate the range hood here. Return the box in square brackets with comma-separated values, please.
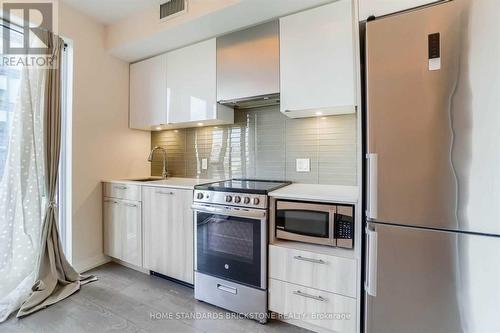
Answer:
[218, 93, 280, 109]
[216, 21, 280, 109]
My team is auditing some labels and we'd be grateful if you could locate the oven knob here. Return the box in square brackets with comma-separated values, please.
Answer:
[252, 197, 260, 205]
[225, 195, 232, 203]
[243, 197, 251, 204]
[234, 196, 241, 203]
[196, 192, 204, 200]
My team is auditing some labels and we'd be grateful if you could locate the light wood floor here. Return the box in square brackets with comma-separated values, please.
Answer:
[2, 262, 310, 333]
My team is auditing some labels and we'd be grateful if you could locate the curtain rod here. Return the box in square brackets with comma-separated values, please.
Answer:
[1, 19, 68, 49]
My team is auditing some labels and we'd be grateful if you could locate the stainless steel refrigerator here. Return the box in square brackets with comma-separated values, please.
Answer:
[364, 1, 500, 332]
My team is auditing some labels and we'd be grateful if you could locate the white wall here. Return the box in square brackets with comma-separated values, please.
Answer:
[59, 3, 150, 272]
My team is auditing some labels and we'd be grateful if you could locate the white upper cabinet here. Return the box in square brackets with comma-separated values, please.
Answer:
[129, 39, 233, 130]
[280, 0, 357, 118]
[166, 38, 233, 127]
[129, 54, 167, 130]
[359, 0, 439, 21]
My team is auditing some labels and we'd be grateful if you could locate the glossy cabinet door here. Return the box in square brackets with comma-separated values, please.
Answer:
[166, 38, 233, 127]
[103, 198, 121, 259]
[103, 198, 142, 267]
[129, 54, 167, 130]
[279, 0, 356, 118]
[142, 187, 194, 284]
[120, 200, 142, 267]
[359, 0, 439, 21]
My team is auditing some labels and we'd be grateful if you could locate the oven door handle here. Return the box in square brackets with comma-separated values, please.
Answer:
[191, 204, 266, 219]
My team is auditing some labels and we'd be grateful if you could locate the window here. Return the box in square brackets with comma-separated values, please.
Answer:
[0, 22, 72, 257]
[0, 65, 21, 180]
[58, 42, 72, 257]
[0, 20, 22, 181]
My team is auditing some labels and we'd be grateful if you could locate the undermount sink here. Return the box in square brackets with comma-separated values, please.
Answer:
[129, 177, 164, 182]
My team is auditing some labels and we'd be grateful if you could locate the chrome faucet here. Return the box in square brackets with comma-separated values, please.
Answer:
[148, 146, 168, 179]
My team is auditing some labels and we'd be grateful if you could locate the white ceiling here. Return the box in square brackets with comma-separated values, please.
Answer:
[61, 0, 337, 62]
[61, 0, 161, 25]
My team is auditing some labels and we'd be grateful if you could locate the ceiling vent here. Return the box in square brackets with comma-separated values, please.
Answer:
[160, 0, 187, 21]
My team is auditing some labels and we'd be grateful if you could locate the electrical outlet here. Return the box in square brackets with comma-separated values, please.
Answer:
[296, 158, 310, 172]
[202, 158, 208, 170]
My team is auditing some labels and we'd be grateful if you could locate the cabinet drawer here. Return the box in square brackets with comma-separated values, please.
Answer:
[269, 245, 356, 298]
[269, 278, 356, 333]
[103, 182, 141, 201]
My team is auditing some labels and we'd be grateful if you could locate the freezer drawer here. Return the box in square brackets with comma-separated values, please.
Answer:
[365, 222, 500, 333]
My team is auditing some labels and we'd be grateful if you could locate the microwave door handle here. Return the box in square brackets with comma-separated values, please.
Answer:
[331, 207, 336, 246]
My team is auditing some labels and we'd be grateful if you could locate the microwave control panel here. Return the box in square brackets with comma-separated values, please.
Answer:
[336, 221, 353, 239]
[335, 205, 354, 249]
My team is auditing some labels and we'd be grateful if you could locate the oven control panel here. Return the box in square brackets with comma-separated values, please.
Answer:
[194, 190, 268, 210]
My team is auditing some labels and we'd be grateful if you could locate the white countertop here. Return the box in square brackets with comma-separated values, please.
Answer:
[104, 177, 219, 190]
[269, 183, 359, 204]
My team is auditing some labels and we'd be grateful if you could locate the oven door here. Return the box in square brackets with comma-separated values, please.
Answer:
[274, 200, 336, 246]
[193, 204, 267, 290]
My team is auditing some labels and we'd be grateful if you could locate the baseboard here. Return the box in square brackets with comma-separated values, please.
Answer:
[111, 258, 149, 274]
[75, 254, 110, 273]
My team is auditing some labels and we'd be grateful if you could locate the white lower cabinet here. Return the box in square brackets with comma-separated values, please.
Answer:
[269, 279, 356, 333]
[269, 244, 357, 333]
[103, 197, 142, 267]
[142, 186, 194, 284]
[269, 245, 356, 298]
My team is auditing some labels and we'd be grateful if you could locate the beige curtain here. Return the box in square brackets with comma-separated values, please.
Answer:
[16, 32, 96, 318]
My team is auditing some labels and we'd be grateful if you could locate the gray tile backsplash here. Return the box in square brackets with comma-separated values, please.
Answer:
[151, 105, 357, 185]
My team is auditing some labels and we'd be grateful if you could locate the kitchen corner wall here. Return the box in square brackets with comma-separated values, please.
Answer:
[151, 106, 357, 185]
[60, 3, 150, 272]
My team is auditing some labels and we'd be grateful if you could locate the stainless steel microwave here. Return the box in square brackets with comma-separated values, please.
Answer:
[271, 199, 354, 249]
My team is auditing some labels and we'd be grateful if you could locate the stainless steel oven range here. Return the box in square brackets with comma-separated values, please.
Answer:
[192, 179, 291, 323]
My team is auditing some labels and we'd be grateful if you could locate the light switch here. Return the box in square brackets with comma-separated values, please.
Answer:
[296, 158, 310, 172]
[202, 158, 208, 170]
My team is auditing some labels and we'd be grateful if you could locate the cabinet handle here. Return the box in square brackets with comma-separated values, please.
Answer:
[104, 199, 118, 204]
[293, 256, 326, 265]
[156, 190, 174, 195]
[366, 153, 378, 219]
[113, 185, 128, 190]
[123, 203, 138, 208]
[365, 226, 378, 297]
[293, 290, 327, 302]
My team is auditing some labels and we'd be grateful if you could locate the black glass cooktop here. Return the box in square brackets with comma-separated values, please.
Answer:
[195, 179, 292, 194]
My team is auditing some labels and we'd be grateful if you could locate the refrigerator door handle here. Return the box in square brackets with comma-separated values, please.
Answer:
[365, 226, 378, 297]
[366, 153, 378, 219]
